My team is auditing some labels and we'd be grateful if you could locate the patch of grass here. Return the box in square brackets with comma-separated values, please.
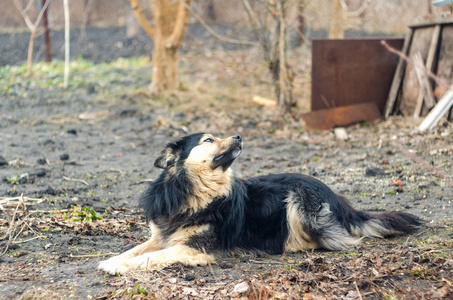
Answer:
[64, 206, 102, 222]
[0, 56, 150, 96]
[6, 173, 28, 184]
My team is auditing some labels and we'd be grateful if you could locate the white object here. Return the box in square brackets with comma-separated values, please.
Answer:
[233, 281, 249, 293]
[433, 0, 453, 7]
[334, 127, 349, 140]
[418, 88, 453, 131]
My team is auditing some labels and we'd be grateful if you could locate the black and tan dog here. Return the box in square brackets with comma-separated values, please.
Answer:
[98, 133, 422, 274]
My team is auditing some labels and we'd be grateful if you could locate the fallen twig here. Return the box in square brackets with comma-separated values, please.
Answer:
[0, 196, 44, 205]
[393, 142, 453, 187]
[63, 176, 89, 186]
[70, 252, 118, 258]
[354, 281, 364, 300]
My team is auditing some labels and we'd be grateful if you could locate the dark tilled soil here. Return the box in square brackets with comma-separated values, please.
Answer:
[0, 24, 247, 67]
[1, 28, 452, 300]
[1, 78, 452, 299]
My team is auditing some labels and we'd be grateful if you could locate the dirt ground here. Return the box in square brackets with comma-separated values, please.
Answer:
[1, 28, 452, 299]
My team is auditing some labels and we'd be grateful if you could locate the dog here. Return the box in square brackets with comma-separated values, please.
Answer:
[98, 133, 423, 274]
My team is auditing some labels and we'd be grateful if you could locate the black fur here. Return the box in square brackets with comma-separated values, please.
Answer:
[139, 133, 423, 255]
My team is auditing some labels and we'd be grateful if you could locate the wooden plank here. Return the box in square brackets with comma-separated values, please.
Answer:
[413, 24, 440, 118]
[408, 14, 453, 28]
[301, 102, 381, 130]
[399, 27, 434, 117]
[434, 24, 453, 120]
[413, 53, 436, 117]
[384, 29, 414, 118]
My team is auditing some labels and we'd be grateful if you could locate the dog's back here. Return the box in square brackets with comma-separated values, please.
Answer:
[234, 173, 422, 253]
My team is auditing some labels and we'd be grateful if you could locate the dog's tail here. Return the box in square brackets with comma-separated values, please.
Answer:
[352, 210, 424, 239]
[313, 199, 423, 251]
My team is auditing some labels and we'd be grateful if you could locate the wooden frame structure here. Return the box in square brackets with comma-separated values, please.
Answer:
[384, 14, 453, 121]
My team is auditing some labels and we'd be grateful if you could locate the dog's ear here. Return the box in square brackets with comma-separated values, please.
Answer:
[154, 148, 176, 169]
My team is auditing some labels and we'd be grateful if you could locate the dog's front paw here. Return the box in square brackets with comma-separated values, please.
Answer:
[98, 258, 131, 275]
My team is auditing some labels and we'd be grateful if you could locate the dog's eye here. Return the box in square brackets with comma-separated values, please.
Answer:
[203, 138, 214, 143]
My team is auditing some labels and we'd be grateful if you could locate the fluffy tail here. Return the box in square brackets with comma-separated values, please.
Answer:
[355, 211, 424, 239]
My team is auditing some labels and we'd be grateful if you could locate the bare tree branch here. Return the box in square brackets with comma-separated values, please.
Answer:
[13, 0, 35, 30]
[381, 40, 450, 88]
[182, 1, 258, 47]
[26, 0, 53, 76]
[341, 0, 370, 18]
[129, 0, 155, 39]
[167, 0, 193, 48]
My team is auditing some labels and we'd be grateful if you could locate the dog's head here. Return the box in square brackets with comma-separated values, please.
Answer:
[154, 133, 242, 172]
[153, 133, 242, 209]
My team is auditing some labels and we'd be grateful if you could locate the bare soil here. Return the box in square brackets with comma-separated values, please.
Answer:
[1, 28, 452, 300]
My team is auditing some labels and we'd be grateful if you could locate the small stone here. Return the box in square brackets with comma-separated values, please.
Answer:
[365, 167, 386, 177]
[334, 127, 348, 140]
[30, 168, 46, 177]
[60, 154, 70, 161]
[37, 158, 47, 165]
[184, 274, 196, 281]
[168, 278, 177, 284]
[87, 85, 96, 94]
[233, 281, 249, 294]
[0, 156, 7, 166]
[67, 129, 77, 135]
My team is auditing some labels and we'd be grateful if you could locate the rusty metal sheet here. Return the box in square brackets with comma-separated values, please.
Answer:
[311, 38, 404, 113]
[301, 102, 382, 130]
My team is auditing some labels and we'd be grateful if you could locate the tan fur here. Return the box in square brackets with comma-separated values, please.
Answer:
[352, 219, 397, 238]
[98, 244, 216, 274]
[98, 223, 214, 274]
[284, 194, 317, 251]
[98, 134, 238, 275]
[182, 134, 236, 212]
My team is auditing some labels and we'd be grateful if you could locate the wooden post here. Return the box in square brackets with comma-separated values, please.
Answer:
[63, 0, 70, 88]
[384, 29, 414, 118]
[412, 25, 441, 117]
[41, 0, 52, 62]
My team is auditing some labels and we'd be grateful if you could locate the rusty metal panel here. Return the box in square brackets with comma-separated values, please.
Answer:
[311, 38, 404, 113]
[301, 102, 381, 130]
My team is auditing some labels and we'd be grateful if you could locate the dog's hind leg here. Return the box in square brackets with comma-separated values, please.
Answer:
[98, 244, 216, 275]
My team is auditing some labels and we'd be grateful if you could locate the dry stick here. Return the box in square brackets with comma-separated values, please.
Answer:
[393, 142, 453, 188]
[1, 197, 25, 255]
[0, 196, 44, 204]
[354, 281, 364, 300]
[70, 252, 118, 258]
[63, 176, 89, 186]
[381, 40, 450, 89]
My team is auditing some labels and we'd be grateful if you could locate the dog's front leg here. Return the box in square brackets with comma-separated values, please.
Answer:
[98, 244, 216, 275]
[98, 238, 162, 274]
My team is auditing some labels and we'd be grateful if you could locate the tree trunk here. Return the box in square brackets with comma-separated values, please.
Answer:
[276, 0, 294, 111]
[130, 0, 192, 94]
[329, 0, 344, 39]
[41, 0, 52, 62]
[151, 40, 178, 94]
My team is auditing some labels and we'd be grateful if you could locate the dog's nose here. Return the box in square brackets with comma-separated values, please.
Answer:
[233, 135, 242, 141]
